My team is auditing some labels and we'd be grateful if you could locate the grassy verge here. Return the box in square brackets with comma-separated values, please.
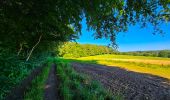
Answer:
[53, 58, 123, 100]
[24, 60, 51, 100]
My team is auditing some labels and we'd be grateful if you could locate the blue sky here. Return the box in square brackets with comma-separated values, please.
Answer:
[77, 19, 170, 52]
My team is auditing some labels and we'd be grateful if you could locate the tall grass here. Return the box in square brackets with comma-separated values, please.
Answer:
[54, 58, 122, 100]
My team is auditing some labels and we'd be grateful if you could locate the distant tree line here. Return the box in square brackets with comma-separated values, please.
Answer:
[58, 42, 116, 58]
[118, 50, 170, 58]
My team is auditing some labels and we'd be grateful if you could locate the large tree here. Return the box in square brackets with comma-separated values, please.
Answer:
[0, 0, 169, 60]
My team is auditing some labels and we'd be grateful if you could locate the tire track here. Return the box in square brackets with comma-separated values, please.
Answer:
[44, 64, 60, 100]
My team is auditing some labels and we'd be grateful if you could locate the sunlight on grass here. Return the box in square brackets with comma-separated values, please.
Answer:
[77, 54, 170, 65]
[73, 54, 170, 79]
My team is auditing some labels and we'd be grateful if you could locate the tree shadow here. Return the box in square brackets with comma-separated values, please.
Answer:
[64, 58, 170, 99]
[66, 58, 170, 83]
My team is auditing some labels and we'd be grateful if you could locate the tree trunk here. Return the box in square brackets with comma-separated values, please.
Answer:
[26, 35, 42, 61]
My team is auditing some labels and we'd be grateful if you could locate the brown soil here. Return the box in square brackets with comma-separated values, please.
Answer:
[6, 65, 46, 100]
[72, 62, 170, 100]
[44, 64, 60, 100]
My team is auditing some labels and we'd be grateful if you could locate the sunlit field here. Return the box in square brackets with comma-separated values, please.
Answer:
[73, 54, 170, 79]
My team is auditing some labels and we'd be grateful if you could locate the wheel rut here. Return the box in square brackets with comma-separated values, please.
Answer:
[44, 64, 60, 100]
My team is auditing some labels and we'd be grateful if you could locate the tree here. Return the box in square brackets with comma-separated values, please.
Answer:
[158, 50, 170, 58]
[58, 42, 117, 58]
[0, 0, 169, 60]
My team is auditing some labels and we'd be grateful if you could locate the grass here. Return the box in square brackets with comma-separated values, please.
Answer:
[67, 54, 170, 79]
[88, 54, 170, 60]
[53, 58, 123, 100]
[24, 61, 51, 100]
[77, 54, 170, 65]
[23, 57, 123, 100]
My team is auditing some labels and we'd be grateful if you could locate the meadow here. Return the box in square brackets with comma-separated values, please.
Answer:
[72, 54, 170, 79]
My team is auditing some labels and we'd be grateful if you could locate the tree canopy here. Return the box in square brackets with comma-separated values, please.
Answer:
[58, 42, 116, 58]
[1, 1, 170, 56]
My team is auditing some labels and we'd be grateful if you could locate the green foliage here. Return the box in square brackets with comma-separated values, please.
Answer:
[58, 42, 116, 58]
[158, 50, 170, 58]
[119, 50, 170, 58]
[53, 58, 118, 100]
[0, 0, 169, 53]
[0, 54, 49, 100]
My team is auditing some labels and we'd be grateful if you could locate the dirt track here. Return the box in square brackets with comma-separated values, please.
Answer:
[6, 64, 60, 100]
[72, 62, 170, 100]
[44, 64, 60, 100]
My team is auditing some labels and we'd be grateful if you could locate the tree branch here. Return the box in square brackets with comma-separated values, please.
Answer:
[26, 35, 42, 61]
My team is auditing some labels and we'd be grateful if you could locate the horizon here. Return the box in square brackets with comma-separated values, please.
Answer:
[77, 18, 170, 52]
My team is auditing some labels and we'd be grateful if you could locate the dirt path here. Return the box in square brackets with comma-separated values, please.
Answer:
[72, 62, 170, 100]
[44, 64, 60, 100]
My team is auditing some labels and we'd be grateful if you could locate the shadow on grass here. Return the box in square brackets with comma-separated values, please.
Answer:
[55, 58, 170, 99]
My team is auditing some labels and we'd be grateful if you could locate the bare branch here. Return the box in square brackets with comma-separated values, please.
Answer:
[26, 35, 42, 61]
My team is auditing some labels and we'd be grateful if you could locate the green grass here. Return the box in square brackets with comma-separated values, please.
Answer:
[53, 58, 123, 100]
[24, 61, 51, 100]
[66, 54, 170, 79]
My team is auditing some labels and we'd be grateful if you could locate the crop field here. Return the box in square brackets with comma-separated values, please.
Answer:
[73, 54, 170, 79]
[68, 54, 170, 99]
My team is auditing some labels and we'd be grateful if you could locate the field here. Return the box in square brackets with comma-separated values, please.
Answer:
[73, 54, 170, 79]
[68, 54, 170, 99]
